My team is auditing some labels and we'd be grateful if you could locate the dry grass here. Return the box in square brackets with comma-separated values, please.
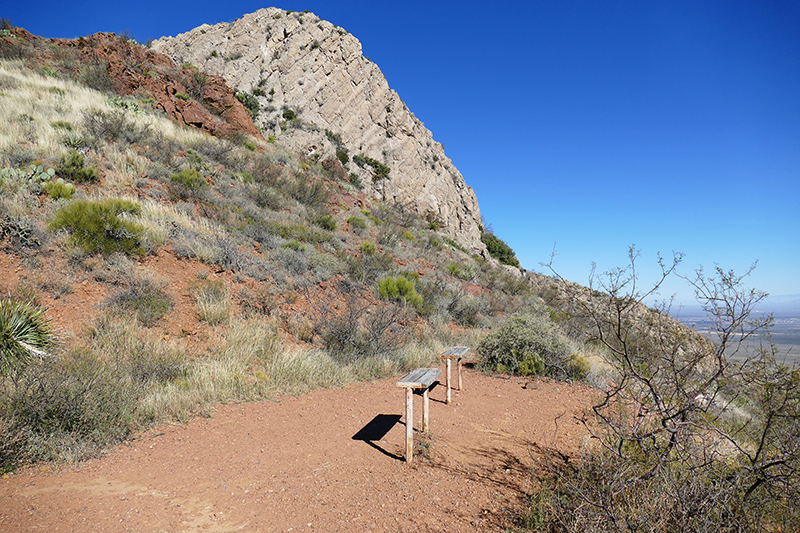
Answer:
[191, 278, 231, 325]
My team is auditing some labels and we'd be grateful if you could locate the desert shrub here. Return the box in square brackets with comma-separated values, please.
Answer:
[254, 220, 333, 245]
[477, 312, 581, 379]
[359, 241, 376, 255]
[347, 215, 367, 233]
[0, 215, 48, 253]
[237, 286, 276, 317]
[315, 285, 406, 364]
[447, 262, 477, 281]
[378, 276, 423, 309]
[82, 109, 152, 147]
[89, 313, 187, 388]
[353, 154, 390, 179]
[236, 92, 260, 119]
[79, 62, 114, 93]
[481, 232, 520, 268]
[43, 179, 76, 200]
[286, 174, 328, 207]
[0, 313, 189, 466]
[104, 275, 171, 327]
[0, 297, 54, 376]
[248, 184, 286, 211]
[50, 199, 147, 256]
[191, 279, 230, 325]
[448, 294, 488, 327]
[170, 168, 207, 190]
[308, 251, 345, 280]
[56, 149, 100, 184]
[340, 242, 391, 283]
[528, 255, 800, 532]
[282, 239, 305, 251]
[0, 352, 138, 464]
[271, 245, 309, 276]
[349, 172, 363, 190]
[313, 213, 337, 231]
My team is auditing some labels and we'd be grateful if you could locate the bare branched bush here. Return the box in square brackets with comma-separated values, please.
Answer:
[530, 248, 800, 532]
[310, 281, 406, 364]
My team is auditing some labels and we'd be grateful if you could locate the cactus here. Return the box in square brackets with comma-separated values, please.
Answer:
[25, 165, 55, 183]
[0, 165, 55, 189]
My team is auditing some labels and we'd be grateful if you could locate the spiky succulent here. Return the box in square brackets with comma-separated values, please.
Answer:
[0, 297, 55, 375]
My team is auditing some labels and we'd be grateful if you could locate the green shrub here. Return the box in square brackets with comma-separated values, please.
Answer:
[349, 172, 363, 190]
[378, 276, 423, 309]
[353, 154, 390, 180]
[56, 149, 100, 184]
[477, 312, 580, 379]
[347, 216, 367, 230]
[314, 214, 337, 231]
[481, 232, 520, 268]
[170, 168, 207, 190]
[50, 199, 146, 256]
[359, 241, 376, 255]
[282, 108, 296, 121]
[282, 239, 305, 251]
[43, 179, 76, 200]
[336, 148, 349, 165]
[0, 297, 54, 376]
[237, 92, 260, 119]
[175, 92, 190, 100]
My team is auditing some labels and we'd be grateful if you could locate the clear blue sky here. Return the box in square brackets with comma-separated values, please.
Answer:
[5, 1, 799, 306]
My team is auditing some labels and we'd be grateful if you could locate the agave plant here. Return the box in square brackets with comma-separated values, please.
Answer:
[0, 297, 55, 375]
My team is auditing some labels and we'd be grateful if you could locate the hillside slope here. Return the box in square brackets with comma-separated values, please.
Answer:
[152, 7, 485, 254]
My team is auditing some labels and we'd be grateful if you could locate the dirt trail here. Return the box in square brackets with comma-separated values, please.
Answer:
[0, 370, 594, 532]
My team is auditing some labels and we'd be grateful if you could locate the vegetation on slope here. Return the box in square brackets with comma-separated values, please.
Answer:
[1, 25, 797, 531]
[0, 50, 540, 466]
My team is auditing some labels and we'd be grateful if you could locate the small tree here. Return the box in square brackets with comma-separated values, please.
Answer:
[530, 247, 800, 532]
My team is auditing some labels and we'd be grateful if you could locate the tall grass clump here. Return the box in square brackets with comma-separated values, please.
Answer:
[191, 279, 230, 325]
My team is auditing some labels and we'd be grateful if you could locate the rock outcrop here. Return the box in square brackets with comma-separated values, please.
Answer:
[153, 7, 484, 253]
[2, 29, 261, 139]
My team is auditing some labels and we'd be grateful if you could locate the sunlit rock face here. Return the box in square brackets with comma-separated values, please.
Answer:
[153, 7, 484, 253]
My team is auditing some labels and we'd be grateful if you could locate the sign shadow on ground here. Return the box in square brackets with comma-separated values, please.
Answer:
[352, 414, 403, 461]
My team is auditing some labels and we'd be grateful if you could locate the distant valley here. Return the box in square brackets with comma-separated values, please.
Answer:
[676, 313, 800, 365]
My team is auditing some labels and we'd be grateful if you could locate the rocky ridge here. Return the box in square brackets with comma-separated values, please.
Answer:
[152, 7, 485, 254]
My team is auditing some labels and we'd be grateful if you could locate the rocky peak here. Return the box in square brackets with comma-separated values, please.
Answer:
[153, 7, 484, 253]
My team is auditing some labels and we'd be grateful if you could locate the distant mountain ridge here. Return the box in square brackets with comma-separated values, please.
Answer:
[152, 7, 485, 255]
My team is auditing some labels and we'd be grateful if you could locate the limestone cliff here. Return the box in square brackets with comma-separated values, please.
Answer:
[153, 7, 484, 253]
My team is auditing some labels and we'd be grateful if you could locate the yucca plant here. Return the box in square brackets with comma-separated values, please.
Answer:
[0, 298, 55, 375]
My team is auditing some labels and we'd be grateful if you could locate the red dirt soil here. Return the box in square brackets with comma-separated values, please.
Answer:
[0, 370, 594, 532]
